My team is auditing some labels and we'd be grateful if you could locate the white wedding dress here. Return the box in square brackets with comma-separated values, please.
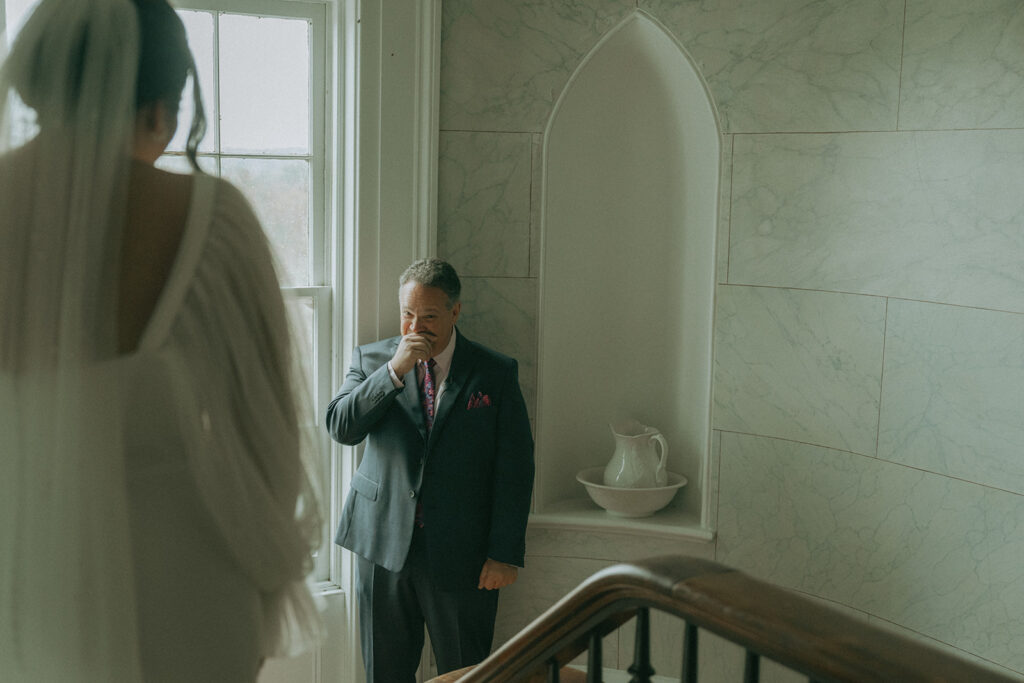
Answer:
[0, 2, 322, 680]
[1, 164, 322, 683]
[121, 173, 318, 682]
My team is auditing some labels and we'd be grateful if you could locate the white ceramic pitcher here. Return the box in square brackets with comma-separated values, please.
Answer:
[603, 419, 668, 488]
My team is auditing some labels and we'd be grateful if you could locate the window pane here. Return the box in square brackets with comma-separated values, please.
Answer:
[4, 0, 37, 40]
[219, 14, 309, 155]
[221, 157, 309, 286]
[168, 10, 216, 154]
[4, 0, 39, 142]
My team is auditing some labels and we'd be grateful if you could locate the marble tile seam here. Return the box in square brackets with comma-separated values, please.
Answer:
[461, 275, 539, 281]
[523, 551, 656, 563]
[873, 297, 891, 462]
[716, 284, 1024, 318]
[440, 127, 1024, 139]
[712, 430, 724, 554]
[724, 134, 735, 285]
[728, 126, 1024, 136]
[439, 128, 540, 135]
[719, 429, 1024, 499]
[719, 428, 872, 460]
[717, 282, 888, 299]
[894, 0, 908, 132]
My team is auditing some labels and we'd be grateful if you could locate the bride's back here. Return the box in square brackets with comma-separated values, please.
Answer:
[1, 2, 324, 679]
[119, 163, 192, 354]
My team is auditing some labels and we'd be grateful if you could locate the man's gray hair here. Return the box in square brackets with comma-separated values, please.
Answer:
[399, 258, 461, 308]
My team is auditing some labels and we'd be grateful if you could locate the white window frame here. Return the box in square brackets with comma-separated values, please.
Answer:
[169, 0, 335, 583]
[333, 0, 441, 577]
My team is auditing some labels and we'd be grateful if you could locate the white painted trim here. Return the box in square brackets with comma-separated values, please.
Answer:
[528, 511, 716, 543]
[177, 0, 325, 19]
[415, 0, 441, 259]
[331, 2, 441, 682]
[357, 0, 440, 342]
[331, 0, 361, 679]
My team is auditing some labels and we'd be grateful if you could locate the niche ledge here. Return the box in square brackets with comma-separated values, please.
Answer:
[530, 498, 715, 542]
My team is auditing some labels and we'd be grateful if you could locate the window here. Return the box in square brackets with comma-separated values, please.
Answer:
[166, 0, 333, 581]
[2, 0, 34, 40]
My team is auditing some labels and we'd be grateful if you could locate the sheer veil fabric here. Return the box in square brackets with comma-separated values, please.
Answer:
[0, 1, 323, 680]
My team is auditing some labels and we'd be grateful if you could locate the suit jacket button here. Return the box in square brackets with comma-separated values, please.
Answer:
[409, 490, 416, 499]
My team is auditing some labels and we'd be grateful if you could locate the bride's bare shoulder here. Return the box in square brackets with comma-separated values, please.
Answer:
[130, 160, 193, 200]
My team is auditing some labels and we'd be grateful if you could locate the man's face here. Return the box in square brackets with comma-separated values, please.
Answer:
[399, 282, 461, 358]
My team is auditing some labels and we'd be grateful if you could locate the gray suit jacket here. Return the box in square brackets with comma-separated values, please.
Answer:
[327, 329, 534, 589]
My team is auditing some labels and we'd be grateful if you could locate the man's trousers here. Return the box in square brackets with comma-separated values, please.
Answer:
[354, 527, 500, 682]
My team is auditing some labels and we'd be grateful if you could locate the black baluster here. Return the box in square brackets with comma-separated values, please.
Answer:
[628, 607, 655, 683]
[587, 630, 603, 683]
[547, 658, 560, 683]
[681, 621, 698, 683]
[743, 651, 760, 683]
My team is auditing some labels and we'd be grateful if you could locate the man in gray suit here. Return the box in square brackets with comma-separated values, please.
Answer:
[327, 259, 535, 682]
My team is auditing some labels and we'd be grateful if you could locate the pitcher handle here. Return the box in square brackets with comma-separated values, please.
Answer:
[652, 433, 668, 475]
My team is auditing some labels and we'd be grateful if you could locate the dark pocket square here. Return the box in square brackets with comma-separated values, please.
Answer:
[467, 391, 492, 410]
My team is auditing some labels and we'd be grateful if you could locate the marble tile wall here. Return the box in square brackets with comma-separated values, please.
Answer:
[440, 0, 635, 133]
[493, 554, 621, 670]
[640, 0, 905, 133]
[878, 300, 1024, 496]
[455, 276, 539, 419]
[729, 131, 1024, 312]
[717, 433, 1024, 673]
[900, 0, 1024, 130]
[713, 286, 886, 454]
[437, 131, 532, 278]
[438, 0, 1024, 678]
[494, 527, 717, 673]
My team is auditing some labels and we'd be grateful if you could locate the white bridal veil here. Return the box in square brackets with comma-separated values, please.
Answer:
[0, 0, 323, 679]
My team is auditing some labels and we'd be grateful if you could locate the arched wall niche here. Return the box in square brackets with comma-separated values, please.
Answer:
[533, 10, 720, 538]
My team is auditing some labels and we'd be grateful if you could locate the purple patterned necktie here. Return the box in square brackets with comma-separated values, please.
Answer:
[416, 359, 436, 529]
[420, 358, 437, 431]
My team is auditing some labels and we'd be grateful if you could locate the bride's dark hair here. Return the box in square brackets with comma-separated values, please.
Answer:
[9, 0, 206, 169]
[133, 0, 206, 169]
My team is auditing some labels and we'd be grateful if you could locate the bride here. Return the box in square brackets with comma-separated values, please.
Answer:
[0, 0, 323, 680]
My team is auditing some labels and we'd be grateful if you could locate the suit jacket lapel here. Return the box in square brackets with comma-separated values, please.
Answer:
[429, 330, 473, 441]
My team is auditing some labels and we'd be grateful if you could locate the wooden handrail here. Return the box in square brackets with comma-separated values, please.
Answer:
[448, 555, 1019, 683]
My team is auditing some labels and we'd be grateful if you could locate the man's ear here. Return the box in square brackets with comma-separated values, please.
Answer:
[451, 301, 462, 324]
